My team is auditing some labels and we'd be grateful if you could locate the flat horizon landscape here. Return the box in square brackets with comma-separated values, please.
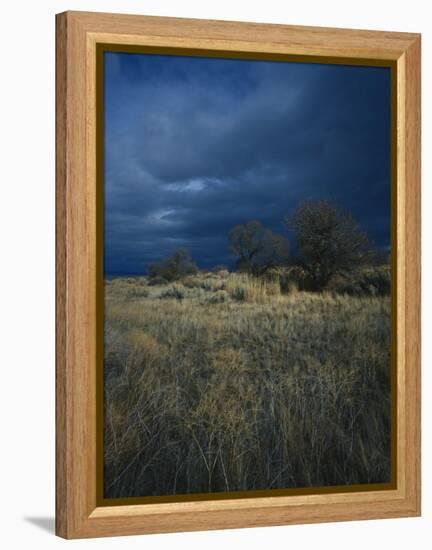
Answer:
[102, 50, 393, 499]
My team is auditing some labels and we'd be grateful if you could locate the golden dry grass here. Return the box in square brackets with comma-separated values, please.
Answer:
[104, 272, 391, 497]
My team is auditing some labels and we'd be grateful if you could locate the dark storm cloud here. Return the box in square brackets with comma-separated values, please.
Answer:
[104, 52, 391, 274]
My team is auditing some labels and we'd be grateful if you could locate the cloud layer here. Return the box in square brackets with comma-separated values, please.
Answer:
[104, 52, 391, 274]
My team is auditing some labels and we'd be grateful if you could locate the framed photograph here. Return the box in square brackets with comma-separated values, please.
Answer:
[56, 11, 421, 538]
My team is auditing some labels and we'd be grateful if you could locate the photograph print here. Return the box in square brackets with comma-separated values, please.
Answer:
[102, 50, 393, 500]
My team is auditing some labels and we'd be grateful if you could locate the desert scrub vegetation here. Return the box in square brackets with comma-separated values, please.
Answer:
[104, 271, 391, 498]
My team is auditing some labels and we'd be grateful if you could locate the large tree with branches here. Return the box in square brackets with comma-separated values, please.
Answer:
[286, 200, 375, 291]
[229, 220, 289, 276]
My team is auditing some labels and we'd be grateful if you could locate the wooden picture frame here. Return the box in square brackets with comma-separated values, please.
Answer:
[56, 10, 421, 539]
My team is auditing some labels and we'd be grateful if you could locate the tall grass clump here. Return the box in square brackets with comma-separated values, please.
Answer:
[225, 273, 281, 303]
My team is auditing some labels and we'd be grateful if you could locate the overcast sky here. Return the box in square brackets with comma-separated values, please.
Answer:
[104, 52, 391, 275]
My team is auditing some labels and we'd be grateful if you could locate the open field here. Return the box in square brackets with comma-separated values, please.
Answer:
[104, 270, 391, 498]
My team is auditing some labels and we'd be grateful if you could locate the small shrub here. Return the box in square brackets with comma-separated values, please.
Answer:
[125, 286, 149, 298]
[328, 266, 390, 297]
[148, 248, 197, 282]
[147, 276, 169, 286]
[200, 278, 226, 292]
[362, 266, 391, 295]
[215, 281, 226, 291]
[280, 266, 312, 292]
[182, 276, 199, 288]
[158, 284, 185, 300]
[230, 285, 247, 302]
[207, 290, 229, 304]
[199, 279, 215, 291]
[212, 264, 229, 274]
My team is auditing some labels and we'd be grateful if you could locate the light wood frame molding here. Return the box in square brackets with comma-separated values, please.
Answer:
[56, 10, 421, 539]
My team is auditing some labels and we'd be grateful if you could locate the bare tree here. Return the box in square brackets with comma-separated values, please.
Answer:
[286, 200, 374, 291]
[229, 220, 289, 276]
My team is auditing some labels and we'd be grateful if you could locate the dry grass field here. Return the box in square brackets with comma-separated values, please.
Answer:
[104, 269, 391, 498]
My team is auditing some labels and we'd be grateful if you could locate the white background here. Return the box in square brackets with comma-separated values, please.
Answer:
[0, 0, 430, 547]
